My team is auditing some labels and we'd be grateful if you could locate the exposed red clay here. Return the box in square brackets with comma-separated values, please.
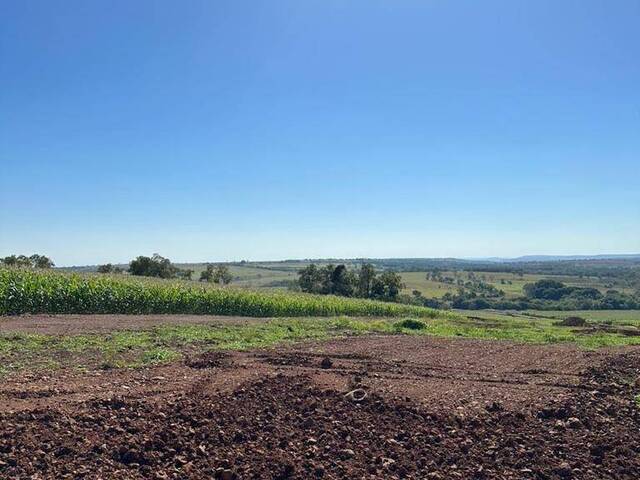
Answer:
[1, 328, 639, 478]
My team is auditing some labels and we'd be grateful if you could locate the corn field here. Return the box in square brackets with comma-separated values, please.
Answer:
[0, 269, 444, 318]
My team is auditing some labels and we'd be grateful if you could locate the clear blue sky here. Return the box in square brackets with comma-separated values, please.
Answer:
[1, 0, 639, 266]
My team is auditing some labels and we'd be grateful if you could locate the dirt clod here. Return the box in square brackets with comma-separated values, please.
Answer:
[185, 351, 230, 369]
[320, 357, 333, 369]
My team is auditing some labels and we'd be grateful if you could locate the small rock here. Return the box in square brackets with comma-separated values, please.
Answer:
[215, 468, 235, 480]
[320, 357, 333, 369]
[486, 401, 503, 412]
[555, 462, 572, 478]
[590, 443, 607, 457]
[278, 462, 295, 478]
[382, 457, 395, 468]
[567, 417, 582, 428]
[339, 448, 355, 460]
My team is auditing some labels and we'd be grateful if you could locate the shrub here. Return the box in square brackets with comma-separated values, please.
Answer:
[394, 318, 427, 330]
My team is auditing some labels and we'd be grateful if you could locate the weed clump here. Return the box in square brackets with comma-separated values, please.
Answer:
[395, 318, 427, 330]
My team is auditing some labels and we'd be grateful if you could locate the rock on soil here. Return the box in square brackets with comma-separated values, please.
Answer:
[320, 357, 333, 369]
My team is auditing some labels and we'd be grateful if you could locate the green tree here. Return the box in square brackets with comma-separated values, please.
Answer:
[199, 265, 232, 284]
[370, 277, 386, 299]
[177, 269, 194, 280]
[1, 255, 29, 267]
[213, 265, 233, 285]
[357, 263, 376, 298]
[380, 271, 403, 300]
[129, 254, 176, 278]
[330, 265, 355, 297]
[29, 254, 54, 269]
[298, 264, 323, 293]
[200, 264, 215, 282]
[97, 264, 113, 273]
[1, 254, 53, 269]
[523, 279, 567, 300]
[320, 264, 336, 294]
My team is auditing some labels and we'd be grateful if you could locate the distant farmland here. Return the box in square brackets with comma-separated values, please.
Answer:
[61, 259, 639, 299]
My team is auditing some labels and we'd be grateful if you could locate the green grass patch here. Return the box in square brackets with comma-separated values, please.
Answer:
[523, 310, 640, 326]
[140, 347, 181, 365]
[0, 316, 393, 374]
[430, 314, 640, 348]
[1, 311, 639, 376]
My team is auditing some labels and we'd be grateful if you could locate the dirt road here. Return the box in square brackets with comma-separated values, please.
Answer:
[0, 314, 266, 334]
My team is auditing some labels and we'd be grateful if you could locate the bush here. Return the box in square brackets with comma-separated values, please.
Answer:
[523, 280, 568, 300]
[394, 318, 427, 330]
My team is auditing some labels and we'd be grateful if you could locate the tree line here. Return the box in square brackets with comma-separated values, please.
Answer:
[415, 279, 640, 311]
[98, 254, 233, 285]
[1, 254, 54, 269]
[297, 263, 404, 301]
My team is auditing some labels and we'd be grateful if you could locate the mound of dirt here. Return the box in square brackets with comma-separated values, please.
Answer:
[556, 316, 587, 327]
[185, 351, 232, 369]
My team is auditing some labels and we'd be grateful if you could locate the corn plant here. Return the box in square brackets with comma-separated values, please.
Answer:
[0, 268, 449, 318]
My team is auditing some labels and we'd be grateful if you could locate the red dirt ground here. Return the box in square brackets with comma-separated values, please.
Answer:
[0, 314, 264, 334]
[1, 331, 639, 479]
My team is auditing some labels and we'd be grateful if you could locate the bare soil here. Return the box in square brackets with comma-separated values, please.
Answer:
[1, 334, 639, 479]
[0, 314, 265, 334]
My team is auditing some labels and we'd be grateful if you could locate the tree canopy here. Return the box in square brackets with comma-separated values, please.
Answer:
[199, 264, 233, 285]
[1, 254, 54, 269]
[297, 263, 404, 302]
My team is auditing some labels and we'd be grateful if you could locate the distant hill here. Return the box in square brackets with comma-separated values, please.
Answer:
[482, 254, 640, 263]
[56, 254, 640, 274]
